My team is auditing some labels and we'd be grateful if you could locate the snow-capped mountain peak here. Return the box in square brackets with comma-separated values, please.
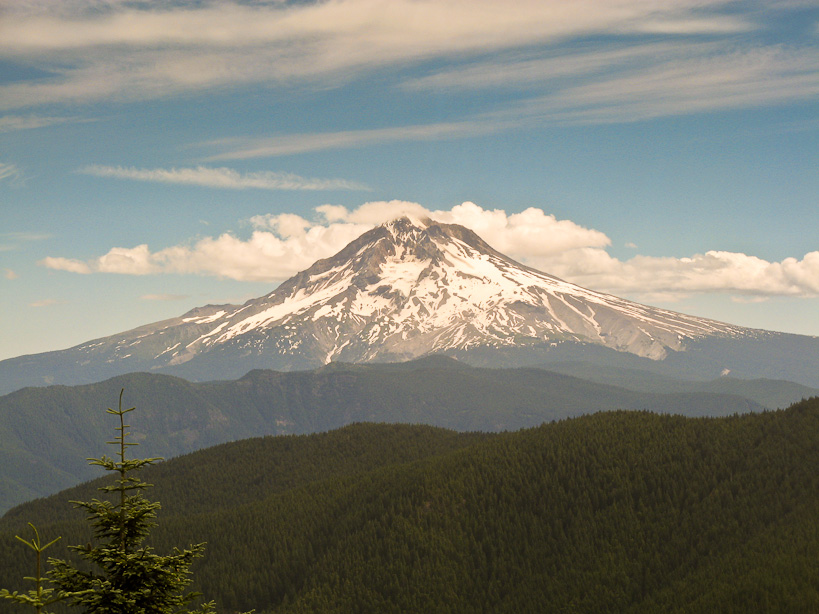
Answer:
[147, 215, 745, 368]
[6, 214, 818, 395]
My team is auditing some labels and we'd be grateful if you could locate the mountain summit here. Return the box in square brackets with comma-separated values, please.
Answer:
[184, 215, 742, 365]
[2, 216, 817, 393]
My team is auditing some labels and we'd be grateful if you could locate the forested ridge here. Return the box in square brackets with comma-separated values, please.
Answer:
[2, 398, 819, 613]
[7, 356, 813, 514]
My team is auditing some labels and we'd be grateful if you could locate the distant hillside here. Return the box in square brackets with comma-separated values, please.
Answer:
[1, 356, 801, 514]
[2, 398, 818, 613]
[539, 361, 819, 409]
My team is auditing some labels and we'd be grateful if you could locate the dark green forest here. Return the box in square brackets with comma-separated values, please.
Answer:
[2, 398, 819, 613]
[6, 356, 815, 514]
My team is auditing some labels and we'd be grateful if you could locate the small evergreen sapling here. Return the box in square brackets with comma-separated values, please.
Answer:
[47, 389, 216, 614]
[0, 524, 64, 614]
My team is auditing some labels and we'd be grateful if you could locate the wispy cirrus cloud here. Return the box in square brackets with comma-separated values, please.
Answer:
[403, 42, 819, 122]
[0, 163, 23, 184]
[203, 121, 507, 160]
[0, 0, 758, 113]
[0, 0, 814, 149]
[40, 201, 819, 299]
[511, 45, 819, 125]
[0, 114, 78, 133]
[29, 298, 59, 308]
[400, 43, 687, 92]
[1, 1, 750, 56]
[140, 293, 190, 301]
[2, 231, 52, 242]
[78, 165, 371, 191]
[202, 40, 819, 159]
[0, 230, 51, 252]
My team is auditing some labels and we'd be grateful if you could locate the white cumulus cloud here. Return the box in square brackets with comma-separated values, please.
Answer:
[38, 201, 819, 300]
[539, 248, 819, 299]
[39, 257, 94, 275]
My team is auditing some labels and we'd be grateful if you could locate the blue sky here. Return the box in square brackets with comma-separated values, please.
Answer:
[1, 0, 817, 361]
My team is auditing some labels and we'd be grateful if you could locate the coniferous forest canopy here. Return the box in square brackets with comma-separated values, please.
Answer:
[5, 357, 817, 515]
[2, 397, 818, 613]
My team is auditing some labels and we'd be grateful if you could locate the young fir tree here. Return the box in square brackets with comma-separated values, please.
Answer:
[46, 390, 216, 614]
[0, 524, 64, 614]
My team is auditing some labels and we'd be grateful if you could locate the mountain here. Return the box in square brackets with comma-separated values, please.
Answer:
[3, 399, 819, 613]
[1, 216, 818, 394]
[8, 356, 810, 514]
[538, 361, 819, 409]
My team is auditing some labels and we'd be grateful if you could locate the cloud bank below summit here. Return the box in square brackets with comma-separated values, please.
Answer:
[41, 201, 819, 301]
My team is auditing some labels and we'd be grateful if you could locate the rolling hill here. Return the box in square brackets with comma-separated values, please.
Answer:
[2, 398, 818, 613]
[5, 356, 813, 514]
